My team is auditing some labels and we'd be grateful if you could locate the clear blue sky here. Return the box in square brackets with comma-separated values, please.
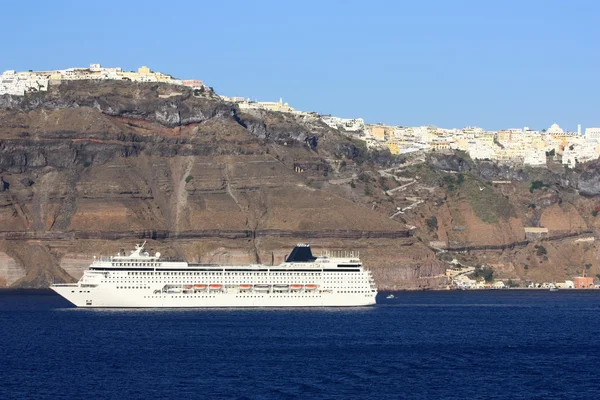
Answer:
[1, 0, 598, 131]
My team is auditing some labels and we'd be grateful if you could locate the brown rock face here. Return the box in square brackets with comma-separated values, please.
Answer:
[0, 81, 440, 289]
[4, 81, 594, 289]
[392, 152, 600, 285]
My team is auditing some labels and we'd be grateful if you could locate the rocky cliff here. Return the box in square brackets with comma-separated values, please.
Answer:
[378, 151, 600, 285]
[2, 81, 599, 289]
[0, 81, 444, 289]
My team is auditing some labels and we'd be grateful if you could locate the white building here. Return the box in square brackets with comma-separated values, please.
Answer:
[562, 142, 599, 167]
[523, 149, 547, 167]
[556, 280, 575, 289]
[547, 123, 564, 135]
[467, 141, 496, 160]
[492, 281, 506, 289]
[0, 70, 48, 96]
[321, 116, 365, 132]
[585, 127, 600, 140]
[547, 123, 578, 137]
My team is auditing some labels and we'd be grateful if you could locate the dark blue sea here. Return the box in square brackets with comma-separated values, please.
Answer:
[1, 290, 600, 400]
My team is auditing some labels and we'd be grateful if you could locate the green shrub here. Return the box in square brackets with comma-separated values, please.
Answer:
[506, 279, 520, 288]
[425, 216, 438, 232]
[593, 210, 598, 217]
[83, 161, 91, 168]
[534, 245, 547, 256]
[529, 180, 548, 193]
[470, 266, 495, 282]
[378, 176, 389, 191]
[528, 203, 536, 209]
[185, 175, 193, 183]
[443, 175, 455, 185]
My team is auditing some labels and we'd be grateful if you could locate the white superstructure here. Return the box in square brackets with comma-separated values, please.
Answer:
[50, 243, 377, 308]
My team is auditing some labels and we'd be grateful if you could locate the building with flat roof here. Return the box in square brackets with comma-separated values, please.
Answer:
[573, 276, 594, 289]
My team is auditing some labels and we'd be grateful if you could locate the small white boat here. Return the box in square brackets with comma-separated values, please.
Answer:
[386, 294, 395, 299]
[549, 287, 559, 292]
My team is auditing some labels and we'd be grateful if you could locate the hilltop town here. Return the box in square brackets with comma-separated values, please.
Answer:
[0, 63, 205, 96]
[3, 63, 598, 169]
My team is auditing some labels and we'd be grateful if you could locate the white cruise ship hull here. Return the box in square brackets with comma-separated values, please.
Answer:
[50, 243, 378, 308]
[51, 285, 376, 308]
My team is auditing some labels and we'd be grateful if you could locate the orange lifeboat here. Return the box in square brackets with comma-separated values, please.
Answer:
[239, 284, 252, 290]
[194, 284, 207, 290]
[209, 284, 222, 290]
[290, 284, 303, 290]
[305, 284, 318, 290]
[183, 285, 193, 290]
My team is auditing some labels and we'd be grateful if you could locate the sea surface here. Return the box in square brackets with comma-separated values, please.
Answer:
[1, 290, 600, 400]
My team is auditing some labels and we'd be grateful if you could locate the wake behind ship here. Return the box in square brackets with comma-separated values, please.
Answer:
[50, 243, 378, 307]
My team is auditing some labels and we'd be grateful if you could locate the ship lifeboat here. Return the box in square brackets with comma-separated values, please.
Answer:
[209, 284, 222, 290]
[290, 284, 303, 290]
[254, 284, 271, 291]
[194, 284, 207, 290]
[239, 284, 252, 290]
[183, 285, 193, 290]
[304, 284, 318, 290]
[273, 284, 289, 292]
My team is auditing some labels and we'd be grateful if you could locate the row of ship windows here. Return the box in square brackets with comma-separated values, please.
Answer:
[105, 280, 366, 283]
[101, 278, 368, 285]
[115, 263, 159, 267]
[143, 296, 216, 299]
[112, 282, 361, 293]
[338, 291, 370, 294]
[139, 295, 328, 299]
[117, 286, 150, 289]
[104, 275, 366, 280]
[122, 272, 356, 276]
[237, 295, 318, 298]
[112, 284, 367, 290]
[106, 276, 365, 280]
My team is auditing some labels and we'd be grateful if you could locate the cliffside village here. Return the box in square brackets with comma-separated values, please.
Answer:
[221, 105, 600, 170]
[2, 63, 599, 168]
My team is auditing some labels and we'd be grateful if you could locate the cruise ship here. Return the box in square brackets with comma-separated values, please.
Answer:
[50, 243, 378, 307]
